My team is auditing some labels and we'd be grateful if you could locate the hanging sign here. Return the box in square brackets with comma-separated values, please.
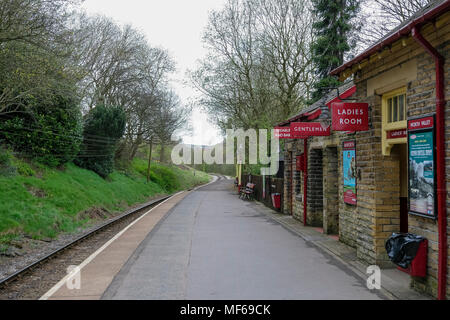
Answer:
[290, 122, 330, 138]
[343, 141, 357, 205]
[274, 126, 292, 139]
[408, 115, 437, 219]
[387, 129, 407, 139]
[332, 102, 369, 132]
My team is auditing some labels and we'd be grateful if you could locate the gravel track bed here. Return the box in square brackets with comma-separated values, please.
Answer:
[0, 197, 165, 300]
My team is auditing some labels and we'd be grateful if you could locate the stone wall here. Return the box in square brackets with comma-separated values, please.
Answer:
[282, 15, 450, 298]
[353, 19, 450, 297]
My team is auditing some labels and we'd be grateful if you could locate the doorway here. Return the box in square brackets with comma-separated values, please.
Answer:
[323, 147, 339, 235]
[392, 144, 409, 233]
[399, 144, 408, 233]
[308, 149, 323, 226]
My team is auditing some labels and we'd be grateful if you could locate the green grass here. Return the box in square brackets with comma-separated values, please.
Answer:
[0, 157, 211, 245]
[131, 158, 211, 192]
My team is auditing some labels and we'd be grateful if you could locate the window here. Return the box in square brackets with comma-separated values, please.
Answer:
[382, 87, 407, 156]
[387, 94, 406, 124]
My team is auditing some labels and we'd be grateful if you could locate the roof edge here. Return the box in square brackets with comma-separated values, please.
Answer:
[276, 84, 356, 127]
[330, 0, 450, 77]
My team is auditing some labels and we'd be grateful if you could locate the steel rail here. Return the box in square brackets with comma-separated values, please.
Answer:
[0, 194, 172, 288]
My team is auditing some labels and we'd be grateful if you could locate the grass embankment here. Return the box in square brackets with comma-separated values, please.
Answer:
[0, 157, 210, 247]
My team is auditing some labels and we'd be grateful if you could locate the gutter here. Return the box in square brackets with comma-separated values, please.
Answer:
[411, 26, 447, 301]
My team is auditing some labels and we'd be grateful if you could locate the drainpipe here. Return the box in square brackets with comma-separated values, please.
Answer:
[304, 139, 308, 226]
[290, 152, 294, 216]
[412, 26, 447, 300]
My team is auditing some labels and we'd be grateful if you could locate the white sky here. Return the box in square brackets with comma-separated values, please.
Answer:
[82, 0, 226, 146]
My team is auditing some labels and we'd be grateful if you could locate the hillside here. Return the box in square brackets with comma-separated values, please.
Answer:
[0, 155, 210, 249]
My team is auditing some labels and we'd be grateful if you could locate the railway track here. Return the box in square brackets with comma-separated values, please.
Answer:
[0, 194, 172, 297]
[0, 174, 223, 299]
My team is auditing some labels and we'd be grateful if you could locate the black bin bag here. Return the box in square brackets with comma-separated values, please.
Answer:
[385, 233, 425, 269]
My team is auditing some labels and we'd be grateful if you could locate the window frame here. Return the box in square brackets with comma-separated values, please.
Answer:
[383, 88, 407, 131]
[382, 87, 407, 156]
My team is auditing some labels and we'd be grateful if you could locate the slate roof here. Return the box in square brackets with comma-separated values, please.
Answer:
[278, 81, 355, 126]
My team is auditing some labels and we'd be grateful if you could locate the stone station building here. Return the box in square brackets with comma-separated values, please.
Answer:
[278, 1, 450, 299]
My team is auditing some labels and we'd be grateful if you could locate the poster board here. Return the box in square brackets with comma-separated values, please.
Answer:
[408, 115, 437, 219]
[343, 141, 357, 205]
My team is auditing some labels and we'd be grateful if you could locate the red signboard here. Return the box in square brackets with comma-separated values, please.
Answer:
[332, 102, 369, 132]
[274, 126, 292, 139]
[343, 141, 356, 150]
[387, 129, 407, 139]
[408, 116, 434, 131]
[290, 122, 330, 138]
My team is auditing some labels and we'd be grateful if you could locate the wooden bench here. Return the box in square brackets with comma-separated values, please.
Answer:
[239, 183, 256, 201]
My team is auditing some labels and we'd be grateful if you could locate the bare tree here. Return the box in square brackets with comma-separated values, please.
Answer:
[71, 15, 153, 111]
[0, 0, 81, 116]
[118, 47, 176, 161]
[256, 0, 316, 114]
[357, 0, 433, 51]
[191, 0, 315, 132]
[150, 90, 191, 163]
[0, 0, 79, 46]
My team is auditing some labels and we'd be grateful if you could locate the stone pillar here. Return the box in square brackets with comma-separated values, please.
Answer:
[307, 149, 324, 227]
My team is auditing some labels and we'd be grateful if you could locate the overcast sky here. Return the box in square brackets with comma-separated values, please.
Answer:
[82, 0, 226, 146]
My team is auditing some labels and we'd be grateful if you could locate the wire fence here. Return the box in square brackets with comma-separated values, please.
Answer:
[241, 174, 284, 212]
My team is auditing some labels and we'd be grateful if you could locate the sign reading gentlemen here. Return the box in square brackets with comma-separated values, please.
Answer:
[290, 122, 331, 138]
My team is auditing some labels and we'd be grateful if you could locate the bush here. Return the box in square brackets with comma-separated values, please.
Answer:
[0, 147, 17, 177]
[131, 159, 180, 192]
[151, 165, 180, 192]
[0, 91, 83, 167]
[74, 105, 126, 178]
[12, 158, 35, 177]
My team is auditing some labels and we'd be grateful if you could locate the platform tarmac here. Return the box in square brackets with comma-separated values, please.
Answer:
[41, 176, 426, 300]
[41, 191, 190, 300]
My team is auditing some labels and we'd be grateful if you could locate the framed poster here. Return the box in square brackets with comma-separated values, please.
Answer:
[343, 141, 357, 205]
[408, 115, 437, 219]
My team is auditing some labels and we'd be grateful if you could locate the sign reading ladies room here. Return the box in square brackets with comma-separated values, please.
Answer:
[332, 102, 369, 132]
[343, 141, 357, 205]
[408, 116, 437, 219]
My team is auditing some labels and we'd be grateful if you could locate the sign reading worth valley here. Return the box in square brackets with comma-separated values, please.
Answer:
[408, 116, 436, 219]
[343, 141, 357, 205]
[274, 127, 292, 139]
[408, 116, 434, 131]
[290, 122, 330, 138]
[332, 102, 369, 132]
